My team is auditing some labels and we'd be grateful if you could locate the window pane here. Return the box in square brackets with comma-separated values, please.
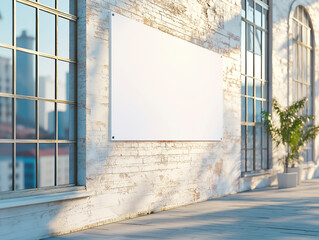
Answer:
[0, 47, 13, 94]
[255, 54, 261, 79]
[241, 150, 245, 171]
[16, 143, 36, 190]
[262, 150, 268, 169]
[263, 82, 268, 99]
[255, 126, 262, 147]
[58, 61, 75, 101]
[58, 17, 76, 60]
[241, 21, 246, 74]
[255, 4, 262, 27]
[241, 75, 246, 95]
[262, 32, 268, 80]
[241, 0, 246, 17]
[247, 126, 253, 148]
[16, 51, 36, 96]
[39, 144, 55, 187]
[58, 0, 76, 15]
[241, 97, 246, 122]
[58, 143, 75, 185]
[0, 97, 13, 139]
[247, 0, 254, 22]
[58, 103, 75, 140]
[248, 98, 254, 122]
[39, 101, 55, 139]
[247, 150, 253, 171]
[0, 0, 13, 45]
[0, 144, 13, 192]
[262, 127, 268, 148]
[39, 57, 55, 99]
[255, 29, 261, 55]
[16, 3, 36, 51]
[39, 10, 56, 55]
[16, 99, 36, 139]
[256, 80, 261, 98]
[241, 125, 246, 149]
[247, 77, 253, 96]
[255, 148, 262, 170]
[256, 100, 262, 122]
[262, 9, 268, 28]
[247, 24, 253, 52]
[39, 0, 56, 8]
[247, 51, 253, 77]
[292, 21, 298, 40]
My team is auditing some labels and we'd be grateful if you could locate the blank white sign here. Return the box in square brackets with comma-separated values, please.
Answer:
[110, 13, 223, 141]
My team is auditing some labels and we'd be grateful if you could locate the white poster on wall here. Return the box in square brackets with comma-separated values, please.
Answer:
[110, 13, 223, 141]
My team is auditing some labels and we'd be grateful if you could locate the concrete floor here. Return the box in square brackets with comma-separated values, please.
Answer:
[47, 178, 319, 240]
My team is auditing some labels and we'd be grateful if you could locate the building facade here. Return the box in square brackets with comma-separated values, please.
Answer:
[0, 0, 319, 239]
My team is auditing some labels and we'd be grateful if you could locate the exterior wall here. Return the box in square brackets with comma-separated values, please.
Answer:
[1, 0, 319, 239]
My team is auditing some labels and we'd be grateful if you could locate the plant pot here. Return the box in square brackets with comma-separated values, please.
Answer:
[287, 167, 301, 185]
[277, 172, 297, 188]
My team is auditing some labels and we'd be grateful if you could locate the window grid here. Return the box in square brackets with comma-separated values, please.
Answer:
[0, 0, 77, 192]
[241, 0, 269, 173]
[292, 6, 313, 163]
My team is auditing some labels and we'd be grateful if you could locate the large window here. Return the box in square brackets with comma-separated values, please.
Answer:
[241, 0, 269, 173]
[0, 0, 76, 192]
[292, 6, 313, 163]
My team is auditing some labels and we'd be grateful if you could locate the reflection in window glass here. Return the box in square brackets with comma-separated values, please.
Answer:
[0, 0, 13, 45]
[58, 144, 75, 185]
[0, 144, 13, 192]
[255, 4, 262, 26]
[16, 3, 36, 51]
[16, 99, 36, 139]
[39, 144, 55, 187]
[58, 61, 75, 101]
[16, 144, 36, 190]
[39, 10, 56, 55]
[247, 0, 254, 22]
[39, 0, 56, 8]
[0, 97, 12, 139]
[58, 103, 75, 140]
[58, 17, 76, 60]
[0, 47, 13, 94]
[39, 101, 55, 139]
[39, 56, 55, 99]
[58, 0, 76, 15]
[16, 51, 36, 96]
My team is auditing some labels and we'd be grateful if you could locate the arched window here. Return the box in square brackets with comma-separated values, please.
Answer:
[292, 6, 313, 163]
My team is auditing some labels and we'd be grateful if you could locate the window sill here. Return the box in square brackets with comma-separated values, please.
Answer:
[241, 169, 275, 178]
[0, 186, 90, 210]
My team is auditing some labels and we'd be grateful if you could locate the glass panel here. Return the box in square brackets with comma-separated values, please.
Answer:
[58, 0, 76, 15]
[0, 97, 13, 139]
[247, 51, 254, 77]
[16, 51, 36, 96]
[39, 144, 55, 187]
[58, 143, 75, 185]
[262, 150, 268, 169]
[298, 83, 302, 99]
[241, 125, 246, 149]
[39, 0, 56, 8]
[241, 150, 246, 171]
[16, 143, 36, 190]
[303, 84, 307, 98]
[0, 144, 13, 192]
[262, 9, 268, 28]
[255, 4, 262, 27]
[248, 98, 254, 122]
[39, 10, 56, 55]
[58, 103, 75, 140]
[58, 61, 75, 101]
[299, 24, 302, 42]
[248, 77, 254, 96]
[256, 100, 262, 122]
[262, 32, 268, 80]
[247, 126, 253, 148]
[292, 21, 298, 40]
[247, 150, 253, 171]
[241, 0, 246, 17]
[39, 56, 55, 99]
[241, 21, 246, 74]
[0, 47, 13, 94]
[292, 44, 297, 79]
[307, 49, 311, 84]
[247, 0, 254, 22]
[39, 101, 55, 139]
[262, 127, 268, 148]
[16, 99, 36, 139]
[262, 82, 268, 99]
[247, 24, 254, 52]
[256, 80, 262, 98]
[255, 54, 261, 79]
[241, 97, 246, 122]
[58, 17, 76, 60]
[255, 126, 261, 147]
[241, 75, 246, 95]
[0, 0, 13, 45]
[292, 81, 297, 102]
[303, 47, 307, 82]
[16, 3, 36, 51]
[255, 29, 261, 55]
[255, 148, 262, 170]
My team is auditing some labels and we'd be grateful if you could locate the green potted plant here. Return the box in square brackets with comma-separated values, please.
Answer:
[262, 98, 319, 188]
